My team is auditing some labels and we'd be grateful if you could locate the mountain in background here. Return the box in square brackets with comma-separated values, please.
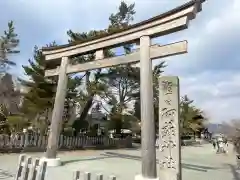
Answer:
[207, 123, 222, 133]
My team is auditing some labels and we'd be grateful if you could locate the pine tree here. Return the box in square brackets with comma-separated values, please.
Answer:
[68, 1, 136, 127]
[20, 43, 83, 133]
[101, 2, 168, 134]
[180, 95, 206, 136]
[68, 2, 166, 135]
[0, 21, 20, 72]
[19, 43, 57, 131]
[0, 21, 20, 130]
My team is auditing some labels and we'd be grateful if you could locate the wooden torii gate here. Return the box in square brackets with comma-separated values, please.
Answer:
[42, 0, 205, 179]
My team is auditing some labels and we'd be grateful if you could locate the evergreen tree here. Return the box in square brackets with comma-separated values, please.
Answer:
[19, 43, 58, 133]
[180, 95, 206, 136]
[67, 2, 137, 134]
[0, 21, 20, 72]
[68, 2, 166, 134]
[66, 3, 135, 125]
[20, 43, 82, 133]
[0, 21, 20, 131]
[104, 2, 167, 133]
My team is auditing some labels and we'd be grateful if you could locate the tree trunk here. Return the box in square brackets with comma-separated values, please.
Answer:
[116, 120, 122, 135]
[71, 95, 94, 136]
[79, 95, 94, 121]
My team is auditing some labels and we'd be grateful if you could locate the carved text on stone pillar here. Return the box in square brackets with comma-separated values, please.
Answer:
[158, 77, 180, 173]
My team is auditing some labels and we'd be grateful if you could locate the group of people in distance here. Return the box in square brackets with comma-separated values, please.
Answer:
[212, 136, 228, 153]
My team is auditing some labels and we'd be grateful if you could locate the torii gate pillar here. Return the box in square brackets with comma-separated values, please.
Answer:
[138, 35, 157, 179]
[41, 57, 69, 166]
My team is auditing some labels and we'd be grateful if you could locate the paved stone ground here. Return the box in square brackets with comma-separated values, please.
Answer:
[0, 143, 239, 180]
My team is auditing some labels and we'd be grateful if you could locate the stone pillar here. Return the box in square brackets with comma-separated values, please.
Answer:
[158, 76, 181, 180]
[43, 56, 69, 166]
[135, 35, 157, 180]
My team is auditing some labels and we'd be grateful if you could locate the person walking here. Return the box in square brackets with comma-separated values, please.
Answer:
[224, 138, 228, 146]
[213, 139, 216, 149]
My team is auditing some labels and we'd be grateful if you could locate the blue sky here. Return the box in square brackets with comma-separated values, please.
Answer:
[1, 0, 239, 123]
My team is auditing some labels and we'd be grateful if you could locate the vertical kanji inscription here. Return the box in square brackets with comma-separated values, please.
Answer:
[158, 76, 181, 180]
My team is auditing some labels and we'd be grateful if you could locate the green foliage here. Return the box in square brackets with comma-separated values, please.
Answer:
[0, 103, 8, 119]
[97, 2, 139, 134]
[19, 42, 84, 131]
[134, 94, 206, 136]
[0, 73, 21, 125]
[31, 117, 49, 135]
[14, 1, 207, 139]
[108, 1, 135, 35]
[6, 115, 29, 132]
[72, 117, 89, 133]
[101, 65, 140, 110]
[107, 113, 129, 134]
[19, 44, 57, 130]
[67, 1, 166, 134]
[66, 2, 135, 46]
[20, 44, 57, 109]
[67, 1, 136, 127]
[62, 126, 75, 136]
[0, 21, 20, 72]
[108, 113, 122, 133]
[67, 26, 114, 126]
[180, 95, 206, 135]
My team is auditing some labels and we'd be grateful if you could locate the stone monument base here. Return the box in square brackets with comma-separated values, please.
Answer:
[135, 174, 159, 180]
[40, 157, 62, 167]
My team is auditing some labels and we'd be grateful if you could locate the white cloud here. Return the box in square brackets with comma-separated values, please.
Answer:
[1, 0, 240, 123]
[169, 0, 240, 72]
[177, 71, 240, 122]
[150, 0, 240, 123]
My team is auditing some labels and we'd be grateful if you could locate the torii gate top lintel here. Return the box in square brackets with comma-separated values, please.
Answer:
[42, 0, 205, 63]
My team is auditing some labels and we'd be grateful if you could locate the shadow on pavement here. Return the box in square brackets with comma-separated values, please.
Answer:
[62, 156, 116, 165]
[0, 169, 14, 180]
[228, 164, 240, 180]
[103, 152, 218, 172]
